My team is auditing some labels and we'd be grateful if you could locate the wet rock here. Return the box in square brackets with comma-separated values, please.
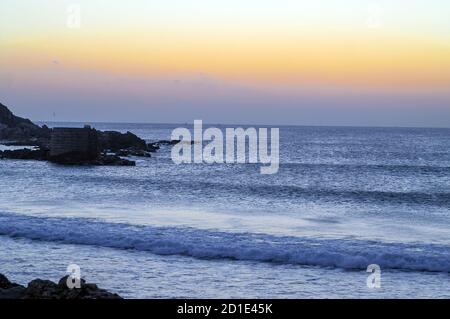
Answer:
[114, 148, 151, 157]
[49, 150, 98, 165]
[0, 148, 135, 166]
[157, 139, 182, 145]
[99, 130, 148, 152]
[0, 273, 21, 289]
[0, 274, 26, 299]
[147, 143, 160, 152]
[0, 273, 122, 299]
[95, 154, 136, 166]
[48, 152, 135, 166]
[0, 148, 49, 160]
[55, 276, 121, 299]
[0, 286, 26, 299]
[0, 102, 172, 167]
[24, 279, 59, 299]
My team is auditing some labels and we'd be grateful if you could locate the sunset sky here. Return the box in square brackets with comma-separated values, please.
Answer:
[1, 0, 450, 126]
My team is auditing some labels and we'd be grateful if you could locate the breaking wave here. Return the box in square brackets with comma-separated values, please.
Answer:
[0, 212, 448, 273]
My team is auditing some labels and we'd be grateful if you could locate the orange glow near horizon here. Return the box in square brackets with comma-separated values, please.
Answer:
[1, 0, 450, 101]
[2, 28, 450, 91]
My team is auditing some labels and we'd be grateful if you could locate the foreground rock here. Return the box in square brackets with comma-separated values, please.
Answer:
[0, 274, 26, 299]
[0, 273, 121, 299]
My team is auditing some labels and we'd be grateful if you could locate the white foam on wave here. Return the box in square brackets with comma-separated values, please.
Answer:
[0, 212, 448, 272]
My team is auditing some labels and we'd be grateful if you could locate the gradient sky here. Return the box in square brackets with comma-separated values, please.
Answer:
[1, 0, 450, 126]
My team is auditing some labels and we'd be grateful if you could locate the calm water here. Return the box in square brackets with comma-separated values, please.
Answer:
[0, 123, 449, 298]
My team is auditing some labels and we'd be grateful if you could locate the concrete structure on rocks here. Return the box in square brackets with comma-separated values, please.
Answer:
[50, 126, 100, 160]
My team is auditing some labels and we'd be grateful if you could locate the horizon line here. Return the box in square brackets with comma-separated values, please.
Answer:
[34, 120, 450, 130]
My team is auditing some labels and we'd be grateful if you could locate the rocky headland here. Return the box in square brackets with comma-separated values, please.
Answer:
[0, 102, 171, 166]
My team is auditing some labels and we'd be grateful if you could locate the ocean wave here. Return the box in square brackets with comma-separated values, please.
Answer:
[0, 212, 448, 273]
[233, 185, 450, 207]
[154, 180, 450, 207]
[279, 162, 450, 171]
[55, 173, 450, 207]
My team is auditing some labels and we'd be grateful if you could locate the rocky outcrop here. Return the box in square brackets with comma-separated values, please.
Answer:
[49, 152, 137, 166]
[0, 149, 136, 166]
[99, 131, 148, 152]
[0, 148, 49, 160]
[0, 274, 26, 299]
[0, 102, 50, 143]
[0, 273, 121, 299]
[0, 102, 182, 166]
[156, 139, 182, 146]
[0, 102, 37, 130]
[1, 102, 148, 153]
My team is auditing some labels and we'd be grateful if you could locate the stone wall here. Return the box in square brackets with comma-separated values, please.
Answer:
[50, 126, 99, 159]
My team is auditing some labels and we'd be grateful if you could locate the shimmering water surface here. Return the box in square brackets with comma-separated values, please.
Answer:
[1, 123, 449, 298]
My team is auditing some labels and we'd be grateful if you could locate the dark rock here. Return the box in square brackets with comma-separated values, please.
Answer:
[0, 273, 21, 289]
[147, 143, 160, 152]
[99, 131, 148, 151]
[157, 139, 182, 145]
[114, 148, 151, 157]
[47, 152, 135, 166]
[1, 103, 146, 155]
[58, 276, 86, 288]
[0, 286, 26, 299]
[49, 150, 97, 165]
[146, 139, 193, 151]
[95, 154, 136, 166]
[0, 103, 36, 128]
[0, 103, 164, 167]
[55, 276, 121, 299]
[0, 273, 122, 299]
[0, 274, 26, 299]
[0, 148, 134, 166]
[24, 279, 59, 299]
[0, 148, 49, 160]
[0, 102, 50, 141]
[22, 276, 121, 299]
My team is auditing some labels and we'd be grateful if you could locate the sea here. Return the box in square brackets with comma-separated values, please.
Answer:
[0, 123, 449, 298]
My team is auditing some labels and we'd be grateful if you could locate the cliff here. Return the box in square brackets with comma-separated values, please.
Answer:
[0, 102, 50, 142]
